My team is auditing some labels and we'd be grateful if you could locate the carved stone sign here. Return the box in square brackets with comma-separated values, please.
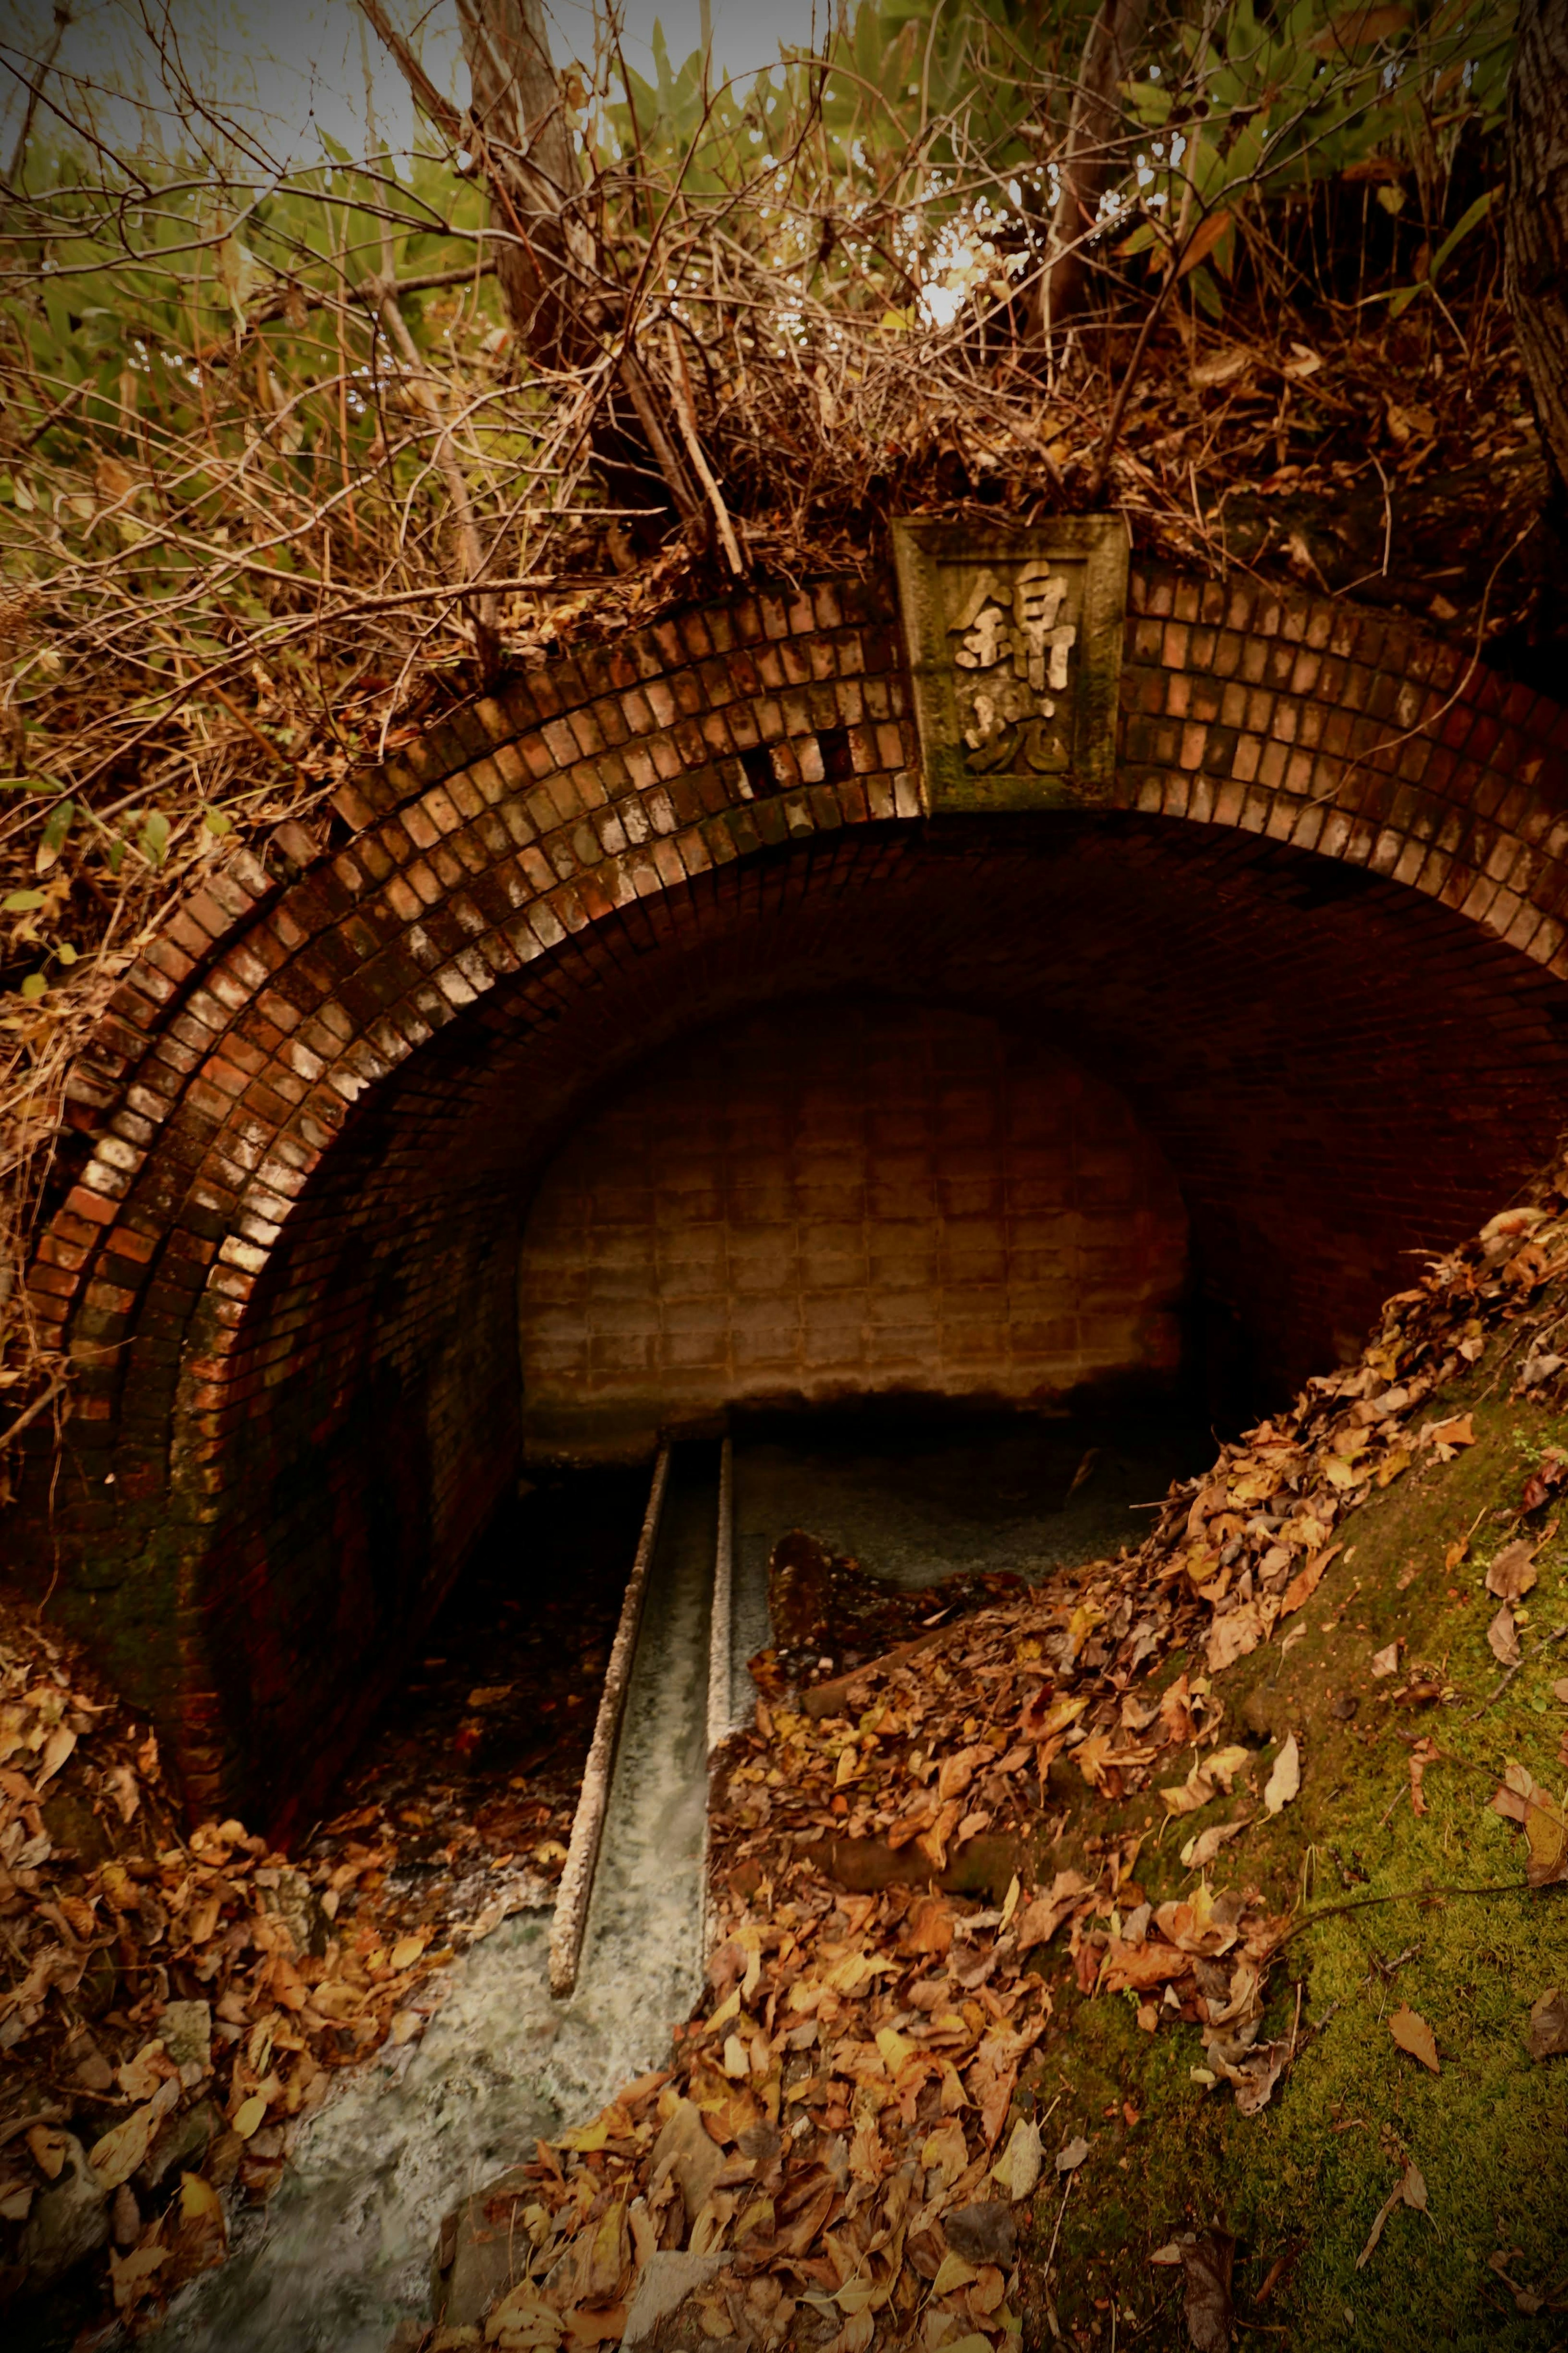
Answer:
[891, 515, 1129, 812]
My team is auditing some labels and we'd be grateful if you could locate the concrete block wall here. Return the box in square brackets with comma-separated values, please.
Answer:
[519, 1000, 1187, 1456]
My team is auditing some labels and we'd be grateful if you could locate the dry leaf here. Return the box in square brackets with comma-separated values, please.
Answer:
[1055, 2135, 1089, 2173]
[1179, 2228, 1235, 2353]
[24, 2125, 69, 2180]
[1485, 1542, 1538, 1602]
[1525, 1987, 1568, 2061]
[1487, 1605, 1522, 1668]
[1370, 1641, 1401, 1679]
[90, 2082, 178, 2189]
[1280, 1543, 1340, 1618]
[991, 2114, 1042, 2202]
[1181, 1820, 1248, 1871]
[1523, 1784, 1568, 1887]
[1206, 1604, 1265, 1674]
[1408, 1737, 1439, 1817]
[1389, 2005, 1440, 2075]
[1264, 1734, 1300, 1816]
[1357, 2163, 1428, 2268]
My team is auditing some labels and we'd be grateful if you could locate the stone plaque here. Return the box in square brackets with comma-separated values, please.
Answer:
[891, 515, 1129, 812]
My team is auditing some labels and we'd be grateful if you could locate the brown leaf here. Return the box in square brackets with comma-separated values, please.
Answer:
[1280, 1544, 1340, 1619]
[1013, 1870, 1090, 1954]
[903, 1894, 954, 1956]
[1232, 2040, 1292, 2118]
[1263, 1734, 1300, 1816]
[37, 1724, 76, 1786]
[1408, 1737, 1439, 1818]
[90, 2081, 180, 2188]
[1485, 1542, 1538, 1603]
[1487, 1604, 1523, 1667]
[1525, 1987, 1568, 2061]
[1179, 2227, 1235, 2351]
[1205, 1604, 1265, 1675]
[1389, 2004, 1439, 2075]
[1523, 1784, 1568, 1887]
[1180, 1820, 1248, 1871]
[1158, 1672, 1198, 1746]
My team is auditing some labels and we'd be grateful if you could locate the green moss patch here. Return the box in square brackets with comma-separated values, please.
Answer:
[1021, 1385, 1568, 2348]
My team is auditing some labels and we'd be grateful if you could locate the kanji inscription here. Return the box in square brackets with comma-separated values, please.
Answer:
[891, 517, 1129, 812]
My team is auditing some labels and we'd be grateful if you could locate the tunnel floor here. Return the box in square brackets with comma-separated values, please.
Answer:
[319, 1401, 1215, 1933]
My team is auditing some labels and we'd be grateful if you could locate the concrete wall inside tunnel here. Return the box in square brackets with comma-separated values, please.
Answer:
[518, 999, 1189, 1459]
[16, 554, 1568, 1826]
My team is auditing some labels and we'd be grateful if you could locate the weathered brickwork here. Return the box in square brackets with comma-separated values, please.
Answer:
[519, 1000, 1188, 1456]
[13, 560, 1568, 1825]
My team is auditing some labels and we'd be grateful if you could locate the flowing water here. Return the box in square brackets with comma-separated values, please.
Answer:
[161, 1452, 718, 2353]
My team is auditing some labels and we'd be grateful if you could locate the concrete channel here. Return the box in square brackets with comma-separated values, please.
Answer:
[161, 1443, 727, 2353]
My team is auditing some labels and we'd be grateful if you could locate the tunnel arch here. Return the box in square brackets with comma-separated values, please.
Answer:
[18, 557, 1568, 1822]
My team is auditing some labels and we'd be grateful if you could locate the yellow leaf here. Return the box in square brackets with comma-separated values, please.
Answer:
[232, 2094, 267, 2139]
[1523, 1786, 1568, 1887]
[557, 2117, 609, 2152]
[1062, 1604, 1102, 1664]
[991, 2114, 1042, 2202]
[1264, 1733, 1301, 1816]
[37, 1724, 76, 1785]
[26, 2125, 69, 2179]
[921, 2119, 969, 2187]
[704, 1986, 742, 2037]
[179, 2171, 223, 2224]
[90, 2105, 162, 2190]
[932, 2252, 978, 2295]
[876, 2025, 916, 2073]
[390, 1934, 427, 1972]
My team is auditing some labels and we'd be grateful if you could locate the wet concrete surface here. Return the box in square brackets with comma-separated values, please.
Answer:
[159, 1457, 716, 2353]
[733, 1402, 1212, 1585]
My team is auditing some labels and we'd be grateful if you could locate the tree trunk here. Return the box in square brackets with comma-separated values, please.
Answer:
[1031, 0, 1151, 338]
[358, 0, 721, 550]
[454, 0, 593, 374]
[1506, 0, 1568, 533]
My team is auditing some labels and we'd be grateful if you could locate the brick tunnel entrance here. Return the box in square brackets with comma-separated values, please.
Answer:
[18, 564, 1568, 1827]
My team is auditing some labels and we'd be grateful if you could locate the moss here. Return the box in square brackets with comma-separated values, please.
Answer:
[1022, 1381, 1568, 2348]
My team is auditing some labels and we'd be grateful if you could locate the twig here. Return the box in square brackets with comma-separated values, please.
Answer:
[1276, 1875, 1533, 1947]
[665, 321, 745, 574]
[1459, 1624, 1568, 1725]
[1044, 2166, 1075, 2273]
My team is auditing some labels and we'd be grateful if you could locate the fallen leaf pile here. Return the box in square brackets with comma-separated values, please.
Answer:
[0, 1598, 552, 2332]
[457, 1851, 1290, 2353]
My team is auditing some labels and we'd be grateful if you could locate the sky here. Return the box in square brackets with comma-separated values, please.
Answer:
[0, 0, 842, 174]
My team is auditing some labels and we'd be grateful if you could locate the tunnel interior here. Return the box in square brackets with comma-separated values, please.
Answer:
[145, 810, 1568, 1822]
